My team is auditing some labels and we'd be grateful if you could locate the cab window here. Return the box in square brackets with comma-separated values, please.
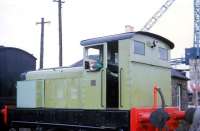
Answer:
[85, 45, 103, 71]
[159, 47, 168, 60]
[86, 45, 103, 62]
[133, 41, 145, 55]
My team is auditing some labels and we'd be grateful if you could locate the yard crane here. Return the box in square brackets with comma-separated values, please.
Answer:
[174, 0, 200, 106]
[194, 0, 200, 56]
[190, 0, 200, 106]
[141, 0, 176, 31]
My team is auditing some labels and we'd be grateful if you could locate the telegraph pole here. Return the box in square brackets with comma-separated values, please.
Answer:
[36, 18, 50, 69]
[54, 0, 65, 67]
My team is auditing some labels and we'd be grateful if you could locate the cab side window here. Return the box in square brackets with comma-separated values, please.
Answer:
[133, 41, 145, 55]
[159, 47, 168, 60]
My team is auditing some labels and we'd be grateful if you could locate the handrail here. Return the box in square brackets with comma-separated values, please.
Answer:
[153, 84, 158, 108]
[119, 68, 123, 108]
[101, 69, 104, 107]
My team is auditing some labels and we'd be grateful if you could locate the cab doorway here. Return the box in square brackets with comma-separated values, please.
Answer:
[106, 41, 119, 108]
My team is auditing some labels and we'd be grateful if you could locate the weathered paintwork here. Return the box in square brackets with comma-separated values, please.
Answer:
[118, 34, 172, 109]
[17, 32, 173, 110]
[26, 67, 83, 80]
[17, 80, 44, 108]
[25, 67, 84, 108]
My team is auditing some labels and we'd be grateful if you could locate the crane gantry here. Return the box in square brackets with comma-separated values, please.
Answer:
[141, 0, 176, 31]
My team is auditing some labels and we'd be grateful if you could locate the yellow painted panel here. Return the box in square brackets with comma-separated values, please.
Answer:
[44, 78, 81, 108]
[36, 80, 44, 107]
[45, 79, 68, 108]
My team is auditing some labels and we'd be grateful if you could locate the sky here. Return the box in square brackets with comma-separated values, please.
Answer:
[0, 0, 193, 68]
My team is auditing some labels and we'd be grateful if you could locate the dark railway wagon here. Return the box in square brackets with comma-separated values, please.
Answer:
[0, 46, 36, 105]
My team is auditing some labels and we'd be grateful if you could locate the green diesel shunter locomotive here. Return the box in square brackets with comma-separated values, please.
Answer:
[11, 31, 174, 130]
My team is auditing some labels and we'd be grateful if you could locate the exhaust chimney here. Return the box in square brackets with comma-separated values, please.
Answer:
[125, 25, 134, 32]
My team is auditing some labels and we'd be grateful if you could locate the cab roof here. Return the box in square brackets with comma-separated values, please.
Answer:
[80, 31, 174, 49]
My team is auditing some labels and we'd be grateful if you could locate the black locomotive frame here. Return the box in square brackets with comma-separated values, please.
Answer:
[8, 108, 130, 130]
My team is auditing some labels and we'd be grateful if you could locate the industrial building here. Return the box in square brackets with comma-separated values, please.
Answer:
[171, 69, 189, 110]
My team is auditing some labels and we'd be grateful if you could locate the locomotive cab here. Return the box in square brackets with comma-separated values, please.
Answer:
[80, 31, 174, 109]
